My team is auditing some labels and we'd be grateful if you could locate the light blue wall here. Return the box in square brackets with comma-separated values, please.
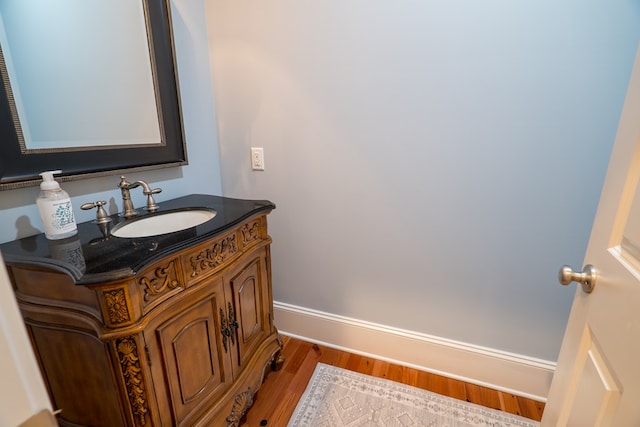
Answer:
[2, 0, 639, 365]
[0, 0, 222, 244]
[207, 0, 640, 361]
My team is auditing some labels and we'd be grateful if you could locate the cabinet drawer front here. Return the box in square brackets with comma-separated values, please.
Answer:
[154, 292, 230, 426]
[182, 217, 271, 288]
[183, 230, 239, 286]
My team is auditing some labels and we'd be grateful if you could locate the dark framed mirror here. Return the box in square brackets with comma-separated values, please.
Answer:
[0, 0, 187, 190]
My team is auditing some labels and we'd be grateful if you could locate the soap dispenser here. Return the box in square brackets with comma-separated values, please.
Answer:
[36, 170, 78, 240]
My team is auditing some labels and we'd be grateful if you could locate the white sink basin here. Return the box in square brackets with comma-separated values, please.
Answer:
[111, 208, 216, 238]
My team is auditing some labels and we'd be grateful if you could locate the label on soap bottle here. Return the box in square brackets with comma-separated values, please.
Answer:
[38, 198, 77, 238]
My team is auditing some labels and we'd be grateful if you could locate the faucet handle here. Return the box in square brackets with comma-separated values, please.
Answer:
[143, 187, 162, 196]
[81, 200, 112, 224]
[143, 187, 162, 212]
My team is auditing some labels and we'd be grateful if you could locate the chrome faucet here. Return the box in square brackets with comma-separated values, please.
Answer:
[118, 176, 162, 218]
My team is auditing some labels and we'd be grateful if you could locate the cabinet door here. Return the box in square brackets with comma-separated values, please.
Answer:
[226, 253, 271, 375]
[145, 281, 232, 427]
[29, 325, 128, 427]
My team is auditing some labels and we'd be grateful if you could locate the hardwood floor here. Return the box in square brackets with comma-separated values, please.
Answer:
[241, 335, 545, 426]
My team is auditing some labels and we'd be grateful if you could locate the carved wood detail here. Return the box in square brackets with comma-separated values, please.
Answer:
[189, 234, 238, 277]
[103, 288, 131, 324]
[139, 260, 181, 302]
[116, 337, 149, 426]
[241, 221, 261, 245]
[226, 388, 253, 427]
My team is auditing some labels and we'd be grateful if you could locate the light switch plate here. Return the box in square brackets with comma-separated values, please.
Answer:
[251, 147, 265, 171]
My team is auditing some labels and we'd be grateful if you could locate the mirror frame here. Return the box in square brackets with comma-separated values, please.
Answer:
[0, 0, 187, 190]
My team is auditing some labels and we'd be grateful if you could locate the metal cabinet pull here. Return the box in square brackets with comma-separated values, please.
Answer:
[220, 308, 232, 353]
[228, 302, 238, 346]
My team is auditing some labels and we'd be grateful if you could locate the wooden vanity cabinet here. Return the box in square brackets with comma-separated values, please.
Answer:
[6, 213, 283, 427]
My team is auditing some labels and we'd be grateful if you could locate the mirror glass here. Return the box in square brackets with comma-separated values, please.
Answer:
[0, 0, 161, 152]
[0, 0, 186, 190]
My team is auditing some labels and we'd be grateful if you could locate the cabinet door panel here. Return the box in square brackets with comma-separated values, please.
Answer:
[153, 290, 230, 426]
[227, 255, 270, 372]
[238, 275, 259, 341]
[172, 318, 216, 401]
[30, 326, 127, 427]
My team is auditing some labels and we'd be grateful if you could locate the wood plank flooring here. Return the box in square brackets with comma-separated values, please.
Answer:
[241, 335, 545, 426]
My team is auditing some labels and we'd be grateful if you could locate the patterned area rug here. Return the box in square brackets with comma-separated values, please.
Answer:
[288, 363, 540, 426]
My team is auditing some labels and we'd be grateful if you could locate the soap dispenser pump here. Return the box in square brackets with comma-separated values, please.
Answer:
[36, 170, 78, 240]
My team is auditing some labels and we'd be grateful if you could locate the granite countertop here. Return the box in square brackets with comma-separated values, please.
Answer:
[0, 194, 275, 285]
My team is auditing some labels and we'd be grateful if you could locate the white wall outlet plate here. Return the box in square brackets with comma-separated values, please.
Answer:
[251, 147, 265, 171]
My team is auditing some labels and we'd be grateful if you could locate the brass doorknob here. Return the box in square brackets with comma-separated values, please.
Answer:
[558, 264, 597, 294]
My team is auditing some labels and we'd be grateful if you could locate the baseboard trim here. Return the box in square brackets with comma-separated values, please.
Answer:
[273, 301, 554, 402]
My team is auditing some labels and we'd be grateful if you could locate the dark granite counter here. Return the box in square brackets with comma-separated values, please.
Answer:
[0, 194, 275, 285]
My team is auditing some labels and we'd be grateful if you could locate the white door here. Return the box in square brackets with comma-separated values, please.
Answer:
[0, 253, 52, 426]
[542, 46, 640, 426]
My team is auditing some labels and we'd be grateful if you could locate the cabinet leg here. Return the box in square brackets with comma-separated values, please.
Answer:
[270, 350, 285, 371]
[226, 388, 253, 427]
[270, 335, 285, 371]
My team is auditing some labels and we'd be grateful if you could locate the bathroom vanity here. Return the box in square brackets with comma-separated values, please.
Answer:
[0, 195, 282, 427]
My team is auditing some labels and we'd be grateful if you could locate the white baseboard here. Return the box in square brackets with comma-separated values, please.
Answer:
[273, 301, 554, 402]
